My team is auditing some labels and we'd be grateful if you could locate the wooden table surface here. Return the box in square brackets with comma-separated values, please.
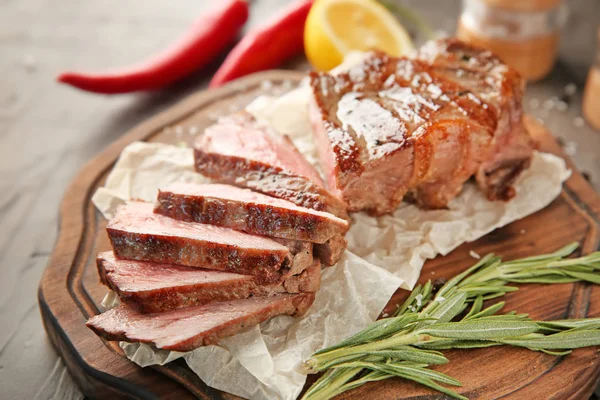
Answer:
[1, 0, 599, 398]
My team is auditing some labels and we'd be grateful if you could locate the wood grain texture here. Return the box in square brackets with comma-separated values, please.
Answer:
[37, 70, 600, 399]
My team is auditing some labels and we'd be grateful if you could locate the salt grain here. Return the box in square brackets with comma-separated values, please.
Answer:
[573, 117, 585, 128]
[565, 83, 577, 96]
[437, 296, 446, 303]
[469, 250, 481, 259]
[529, 98, 540, 109]
[543, 98, 556, 110]
[260, 80, 273, 91]
[174, 125, 183, 139]
[381, 312, 389, 318]
[521, 229, 526, 234]
[189, 126, 198, 135]
[563, 140, 578, 156]
[556, 101, 568, 112]
[415, 294, 423, 307]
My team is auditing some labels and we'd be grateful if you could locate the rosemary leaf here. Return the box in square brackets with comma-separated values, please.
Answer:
[562, 270, 600, 284]
[364, 348, 449, 365]
[503, 242, 578, 263]
[334, 361, 462, 387]
[419, 339, 503, 350]
[464, 301, 505, 320]
[458, 285, 519, 295]
[422, 292, 468, 326]
[507, 277, 580, 284]
[537, 318, 600, 330]
[336, 370, 392, 394]
[303, 367, 365, 400]
[500, 330, 600, 349]
[436, 254, 498, 298]
[463, 295, 484, 320]
[419, 320, 539, 340]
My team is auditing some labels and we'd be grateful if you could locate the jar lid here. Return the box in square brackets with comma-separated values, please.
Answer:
[481, 0, 563, 12]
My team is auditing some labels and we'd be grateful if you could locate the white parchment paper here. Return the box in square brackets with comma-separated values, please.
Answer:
[92, 84, 570, 400]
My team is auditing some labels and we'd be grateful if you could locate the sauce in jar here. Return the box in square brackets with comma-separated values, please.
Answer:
[457, 0, 568, 81]
[583, 29, 600, 131]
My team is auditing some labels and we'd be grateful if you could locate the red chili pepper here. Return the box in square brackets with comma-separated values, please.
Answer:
[58, 0, 249, 94]
[209, 0, 314, 88]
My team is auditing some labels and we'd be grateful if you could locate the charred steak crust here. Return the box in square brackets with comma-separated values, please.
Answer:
[155, 183, 349, 244]
[415, 38, 535, 202]
[310, 51, 499, 215]
[96, 252, 321, 313]
[107, 202, 302, 284]
[86, 293, 316, 351]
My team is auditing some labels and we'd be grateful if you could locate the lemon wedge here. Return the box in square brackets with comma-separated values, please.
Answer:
[305, 0, 415, 71]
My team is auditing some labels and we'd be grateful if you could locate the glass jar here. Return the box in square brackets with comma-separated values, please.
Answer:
[457, 0, 568, 81]
[583, 29, 600, 131]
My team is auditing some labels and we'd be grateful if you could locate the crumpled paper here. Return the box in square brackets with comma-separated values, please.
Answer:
[92, 84, 570, 400]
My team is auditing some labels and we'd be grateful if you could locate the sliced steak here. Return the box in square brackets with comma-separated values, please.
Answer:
[193, 111, 348, 219]
[86, 293, 315, 351]
[309, 52, 497, 214]
[97, 251, 320, 313]
[155, 182, 349, 244]
[415, 38, 535, 201]
[193, 112, 349, 265]
[107, 201, 312, 283]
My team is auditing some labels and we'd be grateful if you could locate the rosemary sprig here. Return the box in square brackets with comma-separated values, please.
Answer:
[302, 242, 600, 400]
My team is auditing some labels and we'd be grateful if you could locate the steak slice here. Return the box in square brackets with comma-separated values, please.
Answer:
[155, 182, 349, 244]
[193, 111, 348, 219]
[86, 293, 315, 351]
[107, 201, 312, 283]
[309, 52, 497, 214]
[97, 251, 321, 313]
[415, 38, 535, 201]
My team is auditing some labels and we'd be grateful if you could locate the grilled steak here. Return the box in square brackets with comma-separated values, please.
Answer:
[415, 38, 534, 201]
[309, 51, 498, 214]
[193, 111, 348, 219]
[106, 201, 312, 283]
[155, 183, 349, 244]
[86, 293, 315, 351]
[97, 251, 320, 313]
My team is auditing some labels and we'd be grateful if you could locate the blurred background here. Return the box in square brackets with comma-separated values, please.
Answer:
[1, 0, 599, 398]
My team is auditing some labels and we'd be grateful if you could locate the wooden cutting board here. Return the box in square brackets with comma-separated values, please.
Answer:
[39, 71, 600, 400]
